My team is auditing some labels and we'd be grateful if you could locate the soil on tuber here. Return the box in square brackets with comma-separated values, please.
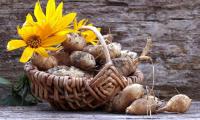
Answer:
[70, 51, 96, 71]
[48, 66, 93, 78]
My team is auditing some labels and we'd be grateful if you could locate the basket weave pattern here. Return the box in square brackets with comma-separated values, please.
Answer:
[25, 63, 143, 110]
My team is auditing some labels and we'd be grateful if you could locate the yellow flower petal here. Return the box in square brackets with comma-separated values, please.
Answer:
[78, 19, 87, 28]
[74, 18, 78, 31]
[45, 46, 62, 51]
[55, 29, 74, 36]
[91, 41, 98, 45]
[7, 40, 27, 51]
[42, 35, 66, 47]
[23, 13, 35, 26]
[35, 47, 49, 57]
[83, 30, 96, 40]
[36, 23, 53, 39]
[54, 2, 63, 22]
[73, 19, 88, 33]
[56, 2, 63, 17]
[46, 0, 56, 22]
[81, 28, 100, 45]
[83, 19, 89, 25]
[55, 12, 76, 32]
[34, 1, 45, 22]
[20, 47, 34, 63]
[88, 23, 93, 26]
[51, 2, 63, 28]
[17, 26, 36, 40]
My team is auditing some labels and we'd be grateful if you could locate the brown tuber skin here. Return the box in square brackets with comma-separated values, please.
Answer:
[156, 94, 192, 113]
[31, 54, 58, 71]
[70, 51, 96, 71]
[112, 56, 152, 76]
[62, 33, 86, 51]
[53, 51, 70, 66]
[112, 38, 152, 76]
[83, 42, 121, 61]
[126, 96, 159, 115]
[109, 84, 144, 113]
[120, 50, 137, 59]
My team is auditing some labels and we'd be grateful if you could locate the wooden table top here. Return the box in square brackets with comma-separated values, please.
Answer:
[0, 102, 199, 120]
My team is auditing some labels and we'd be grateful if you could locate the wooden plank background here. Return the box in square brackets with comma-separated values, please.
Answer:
[0, 0, 200, 99]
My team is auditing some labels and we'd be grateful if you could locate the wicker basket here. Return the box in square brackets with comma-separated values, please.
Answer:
[24, 26, 144, 110]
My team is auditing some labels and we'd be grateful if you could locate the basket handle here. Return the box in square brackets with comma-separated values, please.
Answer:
[81, 26, 112, 64]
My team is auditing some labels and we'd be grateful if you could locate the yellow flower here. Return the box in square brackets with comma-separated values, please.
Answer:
[7, 25, 66, 63]
[7, 0, 77, 63]
[28, 0, 76, 35]
[72, 18, 101, 45]
[81, 28, 101, 45]
[73, 18, 89, 33]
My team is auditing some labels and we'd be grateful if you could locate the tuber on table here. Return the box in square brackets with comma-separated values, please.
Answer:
[108, 84, 144, 113]
[31, 54, 58, 71]
[70, 51, 96, 70]
[126, 95, 159, 115]
[143, 95, 160, 105]
[156, 94, 192, 113]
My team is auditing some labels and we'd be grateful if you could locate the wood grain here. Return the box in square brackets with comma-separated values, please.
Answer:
[0, 102, 199, 120]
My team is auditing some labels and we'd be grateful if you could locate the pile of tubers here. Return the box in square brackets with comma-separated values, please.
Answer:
[31, 26, 149, 78]
[31, 26, 192, 115]
[107, 84, 192, 115]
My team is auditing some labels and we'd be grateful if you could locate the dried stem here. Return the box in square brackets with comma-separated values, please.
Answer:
[141, 36, 152, 56]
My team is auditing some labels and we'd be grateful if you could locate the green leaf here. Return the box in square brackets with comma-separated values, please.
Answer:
[0, 74, 40, 106]
[0, 94, 22, 106]
[0, 93, 38, 106]
[0, 77, 11, 85]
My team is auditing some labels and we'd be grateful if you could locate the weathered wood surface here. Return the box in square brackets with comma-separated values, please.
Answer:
[0, 0, 200, 99]
[0, 102, 199, 120]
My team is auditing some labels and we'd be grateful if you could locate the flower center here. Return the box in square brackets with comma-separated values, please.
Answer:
[26, 35, 41, 48]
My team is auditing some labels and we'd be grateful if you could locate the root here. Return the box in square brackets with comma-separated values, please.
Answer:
[150, 60, 155, 92]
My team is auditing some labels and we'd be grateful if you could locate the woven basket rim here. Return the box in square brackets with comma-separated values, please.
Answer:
[25, 62, 143, 83]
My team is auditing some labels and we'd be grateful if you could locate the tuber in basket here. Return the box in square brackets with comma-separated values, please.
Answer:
[24, 26, 144, 110]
